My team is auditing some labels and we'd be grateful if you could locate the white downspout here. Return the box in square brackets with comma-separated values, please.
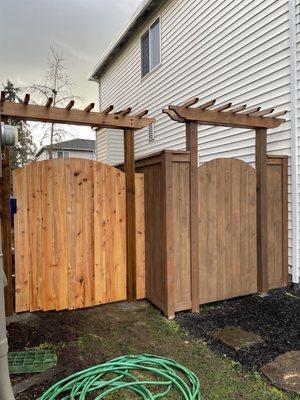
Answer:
[289, 0, 299, 285]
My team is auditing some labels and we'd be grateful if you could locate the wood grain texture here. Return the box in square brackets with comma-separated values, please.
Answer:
[14, 158, 145, 312]
[267, 156, 288, 289]
[198, 158, 257, 304]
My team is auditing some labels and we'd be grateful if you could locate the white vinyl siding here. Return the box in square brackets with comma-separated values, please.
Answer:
[97, 0, 298, 278]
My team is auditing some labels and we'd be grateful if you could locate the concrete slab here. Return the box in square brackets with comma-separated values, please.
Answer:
[210, 326, 263, 351]
[260, 351, 300, 394]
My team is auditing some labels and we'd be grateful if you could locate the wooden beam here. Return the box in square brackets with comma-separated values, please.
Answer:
[124, 128, 137, 301]
[0, 101, 155, 129]
[135, 110, 148, 118]
[0, 147, 14, 315]
[228, 104, 247, 113]
[162, 108, 186, 123]
[196, 99, 216, 110]
[45, 98, 53, 108]
[241, 106, 261, 115]
[186, 122, 200, 313]
[116, 107, 132, 116]
[181, 98, 199, 108]
[251, 108, 274, 117]
[272, 110, 287, 118]
[1, 91, 6, 102]
[256, 128, 268, 293]
[214, 102, 232, 111]
[66, 100, 75, 110]
[169, 104, 284, 129]
[23, 94, 30, 105]
[103, 105, 113, 114]
[84, 103, 95, 112]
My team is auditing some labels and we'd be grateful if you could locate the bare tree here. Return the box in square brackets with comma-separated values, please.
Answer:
[29, 47, 81, 158]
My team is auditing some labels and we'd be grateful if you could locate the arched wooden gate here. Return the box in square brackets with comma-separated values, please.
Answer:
[198, 158, 257, 303]
[13, 158, 145, 312]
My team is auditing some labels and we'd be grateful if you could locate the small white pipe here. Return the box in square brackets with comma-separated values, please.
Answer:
[289, 0, 299, 285]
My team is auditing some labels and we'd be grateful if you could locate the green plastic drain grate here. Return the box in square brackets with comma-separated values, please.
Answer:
[8, 350, 57, 374]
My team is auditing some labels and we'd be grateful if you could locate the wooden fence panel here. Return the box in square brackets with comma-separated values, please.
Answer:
[267, 156, 288, 289]
[14, 158, 145, 312]
[198, 158, 257, 304]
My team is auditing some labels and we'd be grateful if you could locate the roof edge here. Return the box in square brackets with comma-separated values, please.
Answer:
[88, 0, 164, 82]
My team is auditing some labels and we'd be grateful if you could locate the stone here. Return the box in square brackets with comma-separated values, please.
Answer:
[260, 351, 300, 395]
[210, 326, 263, 351]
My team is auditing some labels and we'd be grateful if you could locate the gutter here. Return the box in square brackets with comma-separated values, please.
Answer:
[289, 0, 299, 285]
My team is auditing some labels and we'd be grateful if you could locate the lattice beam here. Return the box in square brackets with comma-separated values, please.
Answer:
[165, 98, 286, 129]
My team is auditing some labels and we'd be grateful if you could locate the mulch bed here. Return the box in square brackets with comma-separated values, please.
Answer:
[176, 288, 300, 370]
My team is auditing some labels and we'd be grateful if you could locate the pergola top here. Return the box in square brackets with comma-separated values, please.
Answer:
[163, 98, 286, 129]
[0, 92, 155, 130]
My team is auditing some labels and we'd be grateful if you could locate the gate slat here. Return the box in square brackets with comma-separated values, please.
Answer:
[53, 159, 68, 311]
[41, 160, 56, 311]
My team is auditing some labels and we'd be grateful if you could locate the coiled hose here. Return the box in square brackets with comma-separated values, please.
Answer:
[39, 354, 201, 399]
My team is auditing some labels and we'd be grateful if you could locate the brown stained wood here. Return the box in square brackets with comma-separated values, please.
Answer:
[23, 94, 30, 105]
[135, 110, 148, 118]
[135, 173, 146, 299]
[13, 158, 142, 312]
[84, 103, 95, 112]
[186, 122, 199, 312]
[1, 148, 14, 315]
[198, 158, 257, 304]
[163, 152, 175, 318]
[256, 128, 268, 293]
[1, 101, 155, 129]
[169, 105, 285, 129]
[124, 128, 137, 301]
[267, 156, 288, 289]
[66, 100, 75, 110]
[45, 98, 53, 108]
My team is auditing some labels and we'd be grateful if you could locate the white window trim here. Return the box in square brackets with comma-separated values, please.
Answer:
[140, 16, 161, 80]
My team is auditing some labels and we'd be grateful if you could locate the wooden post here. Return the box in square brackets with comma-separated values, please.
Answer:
[0, 147, 14, 315]
[124, 128, 137, 301]
[163, 151, 175, 318]
[186, 122, 200, 312]
[255, 128, 268, 293]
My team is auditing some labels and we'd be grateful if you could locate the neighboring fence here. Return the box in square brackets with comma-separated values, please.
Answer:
[13, 159, 145, 312]
[134, 150, 288, 318]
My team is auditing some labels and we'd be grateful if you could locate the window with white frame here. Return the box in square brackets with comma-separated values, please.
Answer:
[141, 18, 161, 78]
[57, 150, 70, 158]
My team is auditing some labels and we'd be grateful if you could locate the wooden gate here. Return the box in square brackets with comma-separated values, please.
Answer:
[13, 158, 145, 312]
[198, 158, 257, 303]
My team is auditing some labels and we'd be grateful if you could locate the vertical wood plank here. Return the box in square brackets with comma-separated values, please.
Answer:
[135, 173, 145, 299]
[186, 122, 199, 312]
[1, 148, 14, 315]
[14, 167, 30, 312]
[282, 157, 289, 286]
[53, 159, 68, 310]
[256, 128, 268, 293]
[163, 152, 175, 318]
[41, 160, 56, 311]
[124, 128, 137, 301]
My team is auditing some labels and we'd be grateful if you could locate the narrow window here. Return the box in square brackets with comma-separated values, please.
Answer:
[64, 151, 70, 158]
[57, 150, 63, 158]
[141, 18, 160, 78]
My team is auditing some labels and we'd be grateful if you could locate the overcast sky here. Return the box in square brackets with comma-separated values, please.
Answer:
[0, 0, 143, 142]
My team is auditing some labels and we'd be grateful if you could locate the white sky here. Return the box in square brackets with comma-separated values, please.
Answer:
[0, 0, 143, 144]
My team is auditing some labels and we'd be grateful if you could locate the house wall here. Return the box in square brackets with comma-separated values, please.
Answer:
[97, 0, 300, 281]
[37, 149, 95, 161]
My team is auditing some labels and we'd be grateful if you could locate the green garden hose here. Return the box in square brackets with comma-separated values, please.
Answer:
[39, 354, 201, 399]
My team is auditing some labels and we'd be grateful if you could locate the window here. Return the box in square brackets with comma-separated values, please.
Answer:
[57, 150, 69, 158]
[148, 123, 155, 142]
[141, 18, 161, 78]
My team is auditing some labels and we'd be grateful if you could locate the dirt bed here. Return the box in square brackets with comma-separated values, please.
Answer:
[7, 299, 299, 399]
[176, 288, 300, 370]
